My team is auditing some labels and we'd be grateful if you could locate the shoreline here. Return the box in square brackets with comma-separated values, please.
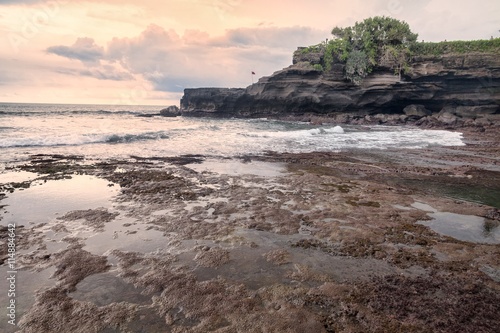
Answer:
[0, 126, 499, 332]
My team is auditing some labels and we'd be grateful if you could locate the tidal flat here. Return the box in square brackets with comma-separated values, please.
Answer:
[0, 127, 499, 333]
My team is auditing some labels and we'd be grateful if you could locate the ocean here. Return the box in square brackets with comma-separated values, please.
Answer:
[0, 102, 465, 167]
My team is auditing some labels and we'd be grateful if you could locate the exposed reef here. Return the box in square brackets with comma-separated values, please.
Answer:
[2, 129, 499, 332]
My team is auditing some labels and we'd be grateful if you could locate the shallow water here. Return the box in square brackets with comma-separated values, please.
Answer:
[414, 202, 500, 244]
[0, 267, 56, 332]
[1, 175, 119, 226]
[399, 179, 500, 209]
[83, 216, 168, 255]
[70, 271, 151, 306]
[0, 171, 38, 184]
[439, 185, 500, 209]
[0, 174, 122, 331]
[187, 159, 286, 177]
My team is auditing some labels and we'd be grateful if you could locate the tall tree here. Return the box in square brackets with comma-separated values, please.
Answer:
[330, 16, 418, 83]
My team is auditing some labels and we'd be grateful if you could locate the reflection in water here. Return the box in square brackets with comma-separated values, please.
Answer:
[187, 159, 286, 177]
[0, 267, 56, 333]
[71, 272, 151, 306]
[415, 202, 500, 244]
[0, 175, 120, 333]
[1, 175, 119, 226]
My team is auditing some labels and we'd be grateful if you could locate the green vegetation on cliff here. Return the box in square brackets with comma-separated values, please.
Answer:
[328, 16, 418, 83]
[411, 38, 500, 56]
[300, 16, 500, 84]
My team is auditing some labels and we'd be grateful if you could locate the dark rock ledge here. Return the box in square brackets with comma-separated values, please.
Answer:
[179, 51, 500, 129]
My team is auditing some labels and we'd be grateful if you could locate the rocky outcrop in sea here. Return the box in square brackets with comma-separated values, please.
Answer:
[180, 48, 500, 128]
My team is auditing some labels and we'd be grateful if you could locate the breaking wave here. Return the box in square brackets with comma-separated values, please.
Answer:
[0, 131, 170, 148]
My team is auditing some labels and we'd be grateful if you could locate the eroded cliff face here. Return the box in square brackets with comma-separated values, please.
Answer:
[180, 50, 500, 127]
[180, 88, 245, 117]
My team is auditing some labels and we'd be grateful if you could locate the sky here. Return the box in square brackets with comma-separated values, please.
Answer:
[0, 0, 499, 106]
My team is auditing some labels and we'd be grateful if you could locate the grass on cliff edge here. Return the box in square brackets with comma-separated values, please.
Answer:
[410, 38, 500, 56]
[301, 38, 500, 58]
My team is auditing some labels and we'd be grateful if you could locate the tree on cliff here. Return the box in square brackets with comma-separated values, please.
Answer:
[329, 16, 418, 83]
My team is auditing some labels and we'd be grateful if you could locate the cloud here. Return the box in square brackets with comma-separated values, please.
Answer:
[2, 0, 499, 105]
[211, 26, 328, 49]
[105, 25, 230, 90]
[46, 23, 324, 92]
[0, 72, 12, 85]
[0, 59, 30, 85]
[102, 24, 327, 91]
[347, 0, 500, 41]
[0, 0, 42, 4]
[47, 37, 105, 65]
[107, 24, 181, 67]
[55, 66, 134, 81]
[79, 68, 134, 81]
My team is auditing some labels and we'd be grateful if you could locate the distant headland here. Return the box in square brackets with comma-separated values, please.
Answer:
[176, 17, 500, 129]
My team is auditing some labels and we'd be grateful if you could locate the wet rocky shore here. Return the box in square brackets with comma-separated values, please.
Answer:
[1, 126, 499, 333]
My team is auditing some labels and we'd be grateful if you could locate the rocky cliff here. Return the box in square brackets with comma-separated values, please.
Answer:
[180, 49, 500, 127]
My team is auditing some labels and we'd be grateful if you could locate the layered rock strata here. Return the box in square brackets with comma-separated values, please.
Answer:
[180, 50, 500, 127]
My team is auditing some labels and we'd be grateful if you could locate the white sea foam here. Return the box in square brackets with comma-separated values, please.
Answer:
[0, 103, 465, 163]
[328, 126, 345, 134]
[0, 131, 170, 148]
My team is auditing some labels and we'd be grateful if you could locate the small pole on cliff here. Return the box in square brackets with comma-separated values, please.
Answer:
[251, 71, 255, 85]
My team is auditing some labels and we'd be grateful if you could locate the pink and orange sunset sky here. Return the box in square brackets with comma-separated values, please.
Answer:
[1, 0, 499, 106]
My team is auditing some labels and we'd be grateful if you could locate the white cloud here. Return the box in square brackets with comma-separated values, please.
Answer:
[55, 66, 135, 81]
[47, 37, 105, 65]
[43, 24, 326, 92]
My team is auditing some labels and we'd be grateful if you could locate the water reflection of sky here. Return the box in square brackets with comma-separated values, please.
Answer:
[414, 202, 500, 244]
[1, 175, 119, 226]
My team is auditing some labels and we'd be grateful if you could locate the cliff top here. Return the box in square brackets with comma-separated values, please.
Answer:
[293, 17, 500, 84]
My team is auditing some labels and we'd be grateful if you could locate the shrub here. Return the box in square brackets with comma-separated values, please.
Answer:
[312, 64, 324, 72]
[345, 50, 370, 84]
